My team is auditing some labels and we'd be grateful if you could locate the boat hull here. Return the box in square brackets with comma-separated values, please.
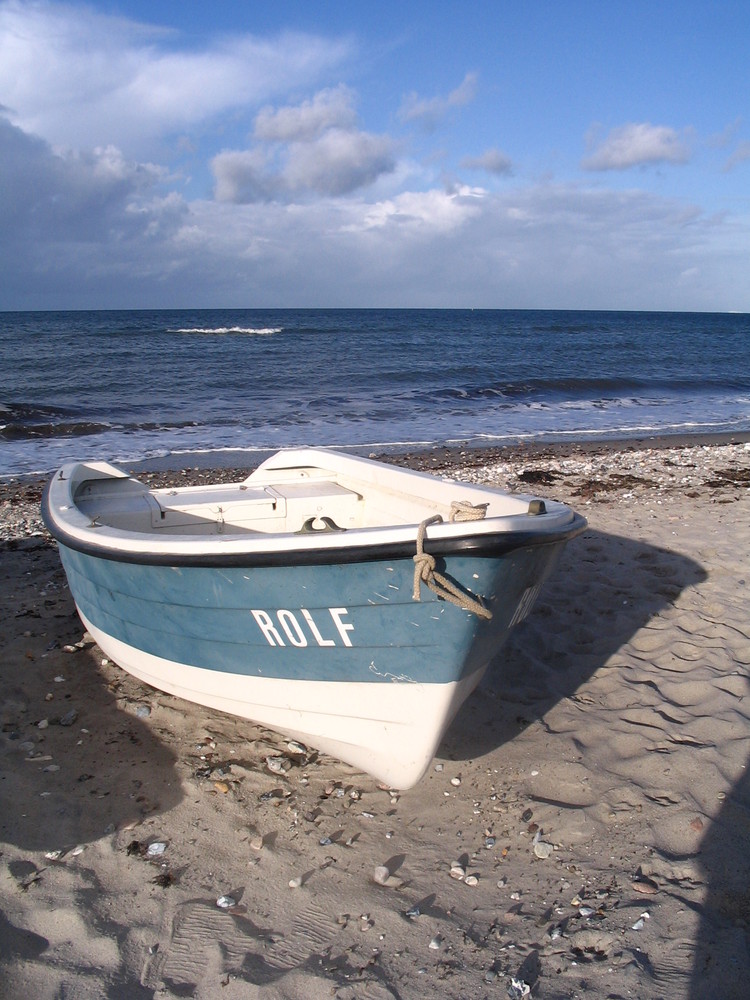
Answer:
[56, 538, 565, 787]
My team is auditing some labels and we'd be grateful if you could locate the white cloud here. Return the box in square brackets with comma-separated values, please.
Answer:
[0, 113, 167, 236]
[0, 111, 191, 304]
[212, 129, 396, 202]
[353, 185, 485, 233]
[582, 122, 692, 170]
[211, 149, 277, 203]
[398, 72, 478, 131]
[460, 147, 513, 175]
[723, 140, 750, 172]
[254, 85, 358, 142]
[212, 89, 396, 202]
[0, 0, 352, 155]
[708, 118, 741, 149]
[284, 129, 395, 196]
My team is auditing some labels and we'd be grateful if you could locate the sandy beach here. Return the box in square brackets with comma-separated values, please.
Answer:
[1, 435, 749, 999]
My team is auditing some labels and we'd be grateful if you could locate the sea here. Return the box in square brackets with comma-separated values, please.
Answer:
[1, 309, 749, 479]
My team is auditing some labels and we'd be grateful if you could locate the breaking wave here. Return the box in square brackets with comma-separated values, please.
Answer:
[172, 326, 284, 336]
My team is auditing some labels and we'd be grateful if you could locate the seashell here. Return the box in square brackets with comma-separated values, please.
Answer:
[533, 840, 553, 859]
[373, 866, 390, 885]
[632, 878, 658, 895]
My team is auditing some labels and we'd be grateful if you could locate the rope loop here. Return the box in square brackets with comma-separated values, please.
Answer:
[450, 499, 489, 522]
[412, 512, 492, 620]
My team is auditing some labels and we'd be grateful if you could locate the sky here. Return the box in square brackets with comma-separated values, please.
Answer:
[1, 0, 749, 311]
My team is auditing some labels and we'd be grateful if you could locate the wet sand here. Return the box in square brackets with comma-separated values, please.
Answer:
[1, 435, 749, 998]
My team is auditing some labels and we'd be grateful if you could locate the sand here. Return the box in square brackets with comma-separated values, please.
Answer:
[1, 437, 749, 999]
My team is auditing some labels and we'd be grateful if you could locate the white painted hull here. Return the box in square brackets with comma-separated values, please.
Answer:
[81, 612, 484, 788]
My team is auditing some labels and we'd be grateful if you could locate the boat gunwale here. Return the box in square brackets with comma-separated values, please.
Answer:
[42, 481, 587, 568]
[48, 522, 587, 567]
[41, 448, 588, 568]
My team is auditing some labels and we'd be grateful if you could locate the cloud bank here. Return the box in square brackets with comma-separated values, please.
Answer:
[0, 0, 352, 155]
[0, 1, 748, 311]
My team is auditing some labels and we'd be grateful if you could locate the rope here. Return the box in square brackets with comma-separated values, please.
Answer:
[449, 499, 489, 522]
[412, 511, 492, 620]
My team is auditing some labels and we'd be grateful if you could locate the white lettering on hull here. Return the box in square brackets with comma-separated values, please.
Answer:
[508, 583, 543, 628]
[250, 607, 354, 647]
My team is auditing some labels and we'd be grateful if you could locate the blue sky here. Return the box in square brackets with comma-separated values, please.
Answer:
[1, 0, 749, 310]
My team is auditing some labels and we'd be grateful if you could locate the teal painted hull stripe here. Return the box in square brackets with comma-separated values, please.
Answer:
[59, 541, 562, 684]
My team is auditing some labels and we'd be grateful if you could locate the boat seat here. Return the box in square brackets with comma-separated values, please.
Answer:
[149, 485, 280, 529]
[270, 480, 363, 532]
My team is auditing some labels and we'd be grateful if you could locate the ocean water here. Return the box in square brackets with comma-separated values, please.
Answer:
[1, 308, 749, 478]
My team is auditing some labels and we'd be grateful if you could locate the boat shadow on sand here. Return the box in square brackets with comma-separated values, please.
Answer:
[443, 524, 708, 763]
[445, 524, 750, 998]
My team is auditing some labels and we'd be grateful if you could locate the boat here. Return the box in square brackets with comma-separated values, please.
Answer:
[42, 447, 586, 788]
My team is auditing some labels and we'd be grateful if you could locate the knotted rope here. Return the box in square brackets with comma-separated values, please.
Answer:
[412, 505, 492, 620]
[449, 499, 490, 522]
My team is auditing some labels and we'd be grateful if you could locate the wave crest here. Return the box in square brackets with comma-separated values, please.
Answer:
[172, 326, 284, 336]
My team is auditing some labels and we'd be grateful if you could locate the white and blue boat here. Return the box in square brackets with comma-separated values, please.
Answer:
[42, 447, 586, 788]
